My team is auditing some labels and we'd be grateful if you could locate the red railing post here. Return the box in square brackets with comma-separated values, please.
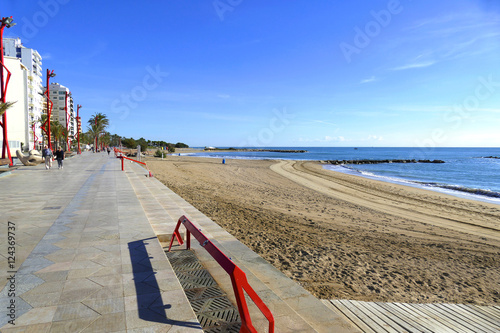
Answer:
[117, 154, 153, 177]
[168, 215, 275, 333]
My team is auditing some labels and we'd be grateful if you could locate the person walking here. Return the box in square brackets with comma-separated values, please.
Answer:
[55, 147, 65, 169]
[42, 145, 53, 169]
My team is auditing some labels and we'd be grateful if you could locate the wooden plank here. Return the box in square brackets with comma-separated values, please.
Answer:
[438, 304, 492, 333]
[457, 304, 500, 328]
[322, 299, 363, 332]
[449, 304, 500, 332]
[434, 304, 490, 333]
[378, 302, 434, 333]
[330, 300, 378, 333]
[414, 304, 470, 333]
[354, 301, 403, 333]
[370, 302, 423, 333]
[471, 305, 500, 321]
[328, 300, 500, 333]
[396, 303, 455, 333]
[340, 299, 389, 333]
[468, 305, 500, 329]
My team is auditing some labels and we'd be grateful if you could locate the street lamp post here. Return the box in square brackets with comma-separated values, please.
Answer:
[77, 104, 82, 154]
[65, 91, 71, 152]
[42, 69, 56, 150]
[0, 16, 16, 166]
[31, 116, 39, 150]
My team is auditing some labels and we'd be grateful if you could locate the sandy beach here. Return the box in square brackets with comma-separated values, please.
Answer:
[146, 155, 500, 305]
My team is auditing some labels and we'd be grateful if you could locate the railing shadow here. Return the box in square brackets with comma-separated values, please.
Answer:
[128, 237, 201, 329]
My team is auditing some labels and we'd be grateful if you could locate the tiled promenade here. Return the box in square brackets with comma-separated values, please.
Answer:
[0, 152, 358, 332]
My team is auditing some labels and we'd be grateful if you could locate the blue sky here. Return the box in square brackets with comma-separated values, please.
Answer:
[4, 0, 500, 147]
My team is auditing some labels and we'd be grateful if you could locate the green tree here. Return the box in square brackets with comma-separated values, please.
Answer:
[136, 137, 148, 152]
[110, 134, 121, 147]
[121, 137, 136, 149]
[87, 113, 109, 151]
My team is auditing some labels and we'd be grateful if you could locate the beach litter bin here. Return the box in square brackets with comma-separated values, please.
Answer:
[222, 159, 225, 164]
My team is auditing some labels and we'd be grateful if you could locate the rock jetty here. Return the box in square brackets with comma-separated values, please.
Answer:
[324, 159, 445, 165]
[483, 156, 500, 159]
[204, 148, 307, 153]
[248, 149, 307, 153]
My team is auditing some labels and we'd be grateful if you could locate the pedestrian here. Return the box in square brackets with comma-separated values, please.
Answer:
[107, 147, 111, 155]
[42, 145, 53, 169]
[55, 147, 65, 169]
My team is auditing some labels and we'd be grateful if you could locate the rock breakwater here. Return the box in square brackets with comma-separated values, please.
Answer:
[325, 159, 445, 165]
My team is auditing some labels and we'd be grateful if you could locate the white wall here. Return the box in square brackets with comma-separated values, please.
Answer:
[0, 57, 28, 154]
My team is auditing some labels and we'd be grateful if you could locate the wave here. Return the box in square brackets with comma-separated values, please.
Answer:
[323, 165, 500, 204]
[420, 183, 500, 199]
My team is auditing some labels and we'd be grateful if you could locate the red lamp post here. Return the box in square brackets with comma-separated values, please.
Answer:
[0, 16, 15, 166]
[77, 104, 82, 154]
[31, 119, 39, 150]
[64, 91, 71, 152]
[41, 69, 56, 150]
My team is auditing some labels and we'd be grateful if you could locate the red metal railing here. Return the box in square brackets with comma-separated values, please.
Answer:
[168, 215, 275, 333]
[114, 148, 153, 177]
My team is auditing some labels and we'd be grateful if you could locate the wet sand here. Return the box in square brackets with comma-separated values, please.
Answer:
[146, 156, 500, 305]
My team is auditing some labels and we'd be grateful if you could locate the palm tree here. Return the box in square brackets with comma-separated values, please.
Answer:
[38, 114, 48, 146]
[87, 113, 109, 151]
[100, 131, 111, 148]
[50, 121, 65, 149]
[0, 101, 16, 118]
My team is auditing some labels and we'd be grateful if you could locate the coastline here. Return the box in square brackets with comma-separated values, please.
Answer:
[176, 147, 500, 204]
[146, 156, 500, 305]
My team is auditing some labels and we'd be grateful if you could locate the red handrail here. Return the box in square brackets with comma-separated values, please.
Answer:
[114, 148, 153, 177]
[168, 215, 275, 333]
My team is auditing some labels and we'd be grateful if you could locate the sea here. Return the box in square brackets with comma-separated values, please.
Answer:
[182, 147, 500, 205]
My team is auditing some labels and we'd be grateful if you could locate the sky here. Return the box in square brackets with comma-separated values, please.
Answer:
[3, 0, 500, 147]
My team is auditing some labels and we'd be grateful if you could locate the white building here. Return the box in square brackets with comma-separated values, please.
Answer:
[48, 82, 75, 148]
[1, 57, 29, 153]
[3, 38, 43, 150]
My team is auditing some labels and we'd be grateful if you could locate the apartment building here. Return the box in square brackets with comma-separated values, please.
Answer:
[48, 82, 76, 146]
[2, 37, 43, 150]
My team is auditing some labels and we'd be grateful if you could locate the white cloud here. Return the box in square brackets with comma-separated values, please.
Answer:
[298, 135, 347, 143]
[390, 61, 436, 71]
[367, 135, 383, 141]
[360, 76, 377, 84]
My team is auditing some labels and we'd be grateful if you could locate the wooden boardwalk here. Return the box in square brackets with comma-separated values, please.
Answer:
[323, 299, 500, 333]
